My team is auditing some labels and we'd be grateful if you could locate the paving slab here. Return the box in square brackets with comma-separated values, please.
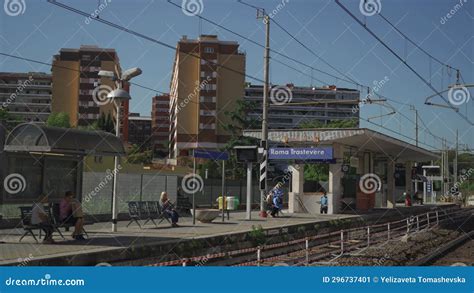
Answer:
[0, 211, 356, 265]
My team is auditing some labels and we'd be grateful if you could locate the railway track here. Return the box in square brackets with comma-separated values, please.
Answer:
[147, 206, 472, 267]
[413, 231, 474, 266]
[232, 208, 472, 266]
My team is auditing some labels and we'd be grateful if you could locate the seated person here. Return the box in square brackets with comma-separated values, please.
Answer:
[160, 191, 179, 227]
[59, 191, 85, 240]
[31, 194, 55, 244]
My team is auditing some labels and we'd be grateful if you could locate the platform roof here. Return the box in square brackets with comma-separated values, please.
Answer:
[3, 123, 125, 156]
[243, 128, 439, 162]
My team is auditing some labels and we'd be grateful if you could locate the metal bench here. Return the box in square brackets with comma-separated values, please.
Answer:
[126, 201, 171, 228]
[126, 201, 143, 228]
[18, 206, 40, 243]
[50, 203, 89, 238]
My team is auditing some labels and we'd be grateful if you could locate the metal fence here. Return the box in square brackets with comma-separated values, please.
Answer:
[0, 172, 289, 219]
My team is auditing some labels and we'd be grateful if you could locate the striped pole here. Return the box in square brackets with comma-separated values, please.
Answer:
[259, 148, 267, 215]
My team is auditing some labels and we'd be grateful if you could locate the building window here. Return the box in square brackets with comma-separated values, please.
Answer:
[204, 47, 214, 53]
[199, 123, 215, 130]
[200, 96, 216, 103]
[200, 110, 216, 116]
[82, 55, 91, 61]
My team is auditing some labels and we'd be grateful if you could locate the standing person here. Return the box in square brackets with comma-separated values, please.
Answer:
[60, 191, 85, 240]
[404, 192, 412, 207]
[270, 187, 283, 217]
[31, 194, 55, 244]
[320, 192, 328, 214]
[160, 192, 179, 227]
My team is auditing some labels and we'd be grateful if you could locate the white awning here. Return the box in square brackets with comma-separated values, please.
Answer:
[243, 128, 439, 162]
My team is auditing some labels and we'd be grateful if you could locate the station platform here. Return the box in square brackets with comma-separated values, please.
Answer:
[0, 204, 457, 266]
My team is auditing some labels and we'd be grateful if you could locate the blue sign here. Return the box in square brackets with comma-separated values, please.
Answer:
[193, 149, 229, 160]
[268, 147, 333, 160]
[427, 181, 432, 193]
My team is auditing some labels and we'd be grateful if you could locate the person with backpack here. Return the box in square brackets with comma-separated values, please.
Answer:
[270, 187, 283, 217]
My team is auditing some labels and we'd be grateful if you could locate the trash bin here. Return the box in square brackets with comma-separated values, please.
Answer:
[226, 196, 236, 210]
[217, 196, 227, 210]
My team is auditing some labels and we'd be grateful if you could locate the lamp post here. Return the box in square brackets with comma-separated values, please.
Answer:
[99, 68, 142, 232]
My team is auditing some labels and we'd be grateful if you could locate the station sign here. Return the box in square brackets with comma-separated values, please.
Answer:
[268, 147, 333, 161]
[426, 181, 432, 193]
[193, 149, 229, 161]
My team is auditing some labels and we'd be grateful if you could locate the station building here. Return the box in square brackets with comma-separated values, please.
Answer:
[244, 128, 440, 214]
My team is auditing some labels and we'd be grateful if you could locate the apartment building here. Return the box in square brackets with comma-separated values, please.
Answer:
[0, 72, 52, 124]
[151, 94, 170, 158]
[51, 45, 128, 137]
[168, 35, 246, 161]
[244, 84, 360, 129]
[128, 113, 152, 149]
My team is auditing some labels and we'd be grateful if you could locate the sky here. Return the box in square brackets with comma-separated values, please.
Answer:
[0, 0, 473, 152]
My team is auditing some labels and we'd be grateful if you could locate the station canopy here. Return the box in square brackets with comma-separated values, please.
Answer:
[3, 123, 125, 156]
[243, 128, 439, 162]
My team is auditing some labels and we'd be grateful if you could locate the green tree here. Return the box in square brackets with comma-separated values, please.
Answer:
[126, 144, 152, 164]
[46, 112, 71, 128]
[0, 108, 9, 121]
[299, 118, 358, 129]
[298, 118, 358, 181]
[220, 99, 260, 179]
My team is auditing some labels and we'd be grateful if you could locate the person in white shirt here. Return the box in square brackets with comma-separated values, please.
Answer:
[31, 194, 54, 244]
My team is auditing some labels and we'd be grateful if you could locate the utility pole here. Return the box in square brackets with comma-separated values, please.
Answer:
[454, 129, 458, 184]
[410, 105, 418, 147]
[257, 9, 270, 217]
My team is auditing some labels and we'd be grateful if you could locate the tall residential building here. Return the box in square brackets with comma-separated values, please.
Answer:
[169, 35, 246, 161]
[244, 84, 360, 129]
[0, 72, 52, 124]
[151, 94, 170, 158]
[51, 45, 128, 135]
[128, 113, 152, 149]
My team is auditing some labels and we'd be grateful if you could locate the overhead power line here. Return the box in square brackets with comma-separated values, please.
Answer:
[47, 0, 266, 85]
[334, 0, 474, 126]
[167, 0, 359, 87]
[377, 13, 459, 72]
